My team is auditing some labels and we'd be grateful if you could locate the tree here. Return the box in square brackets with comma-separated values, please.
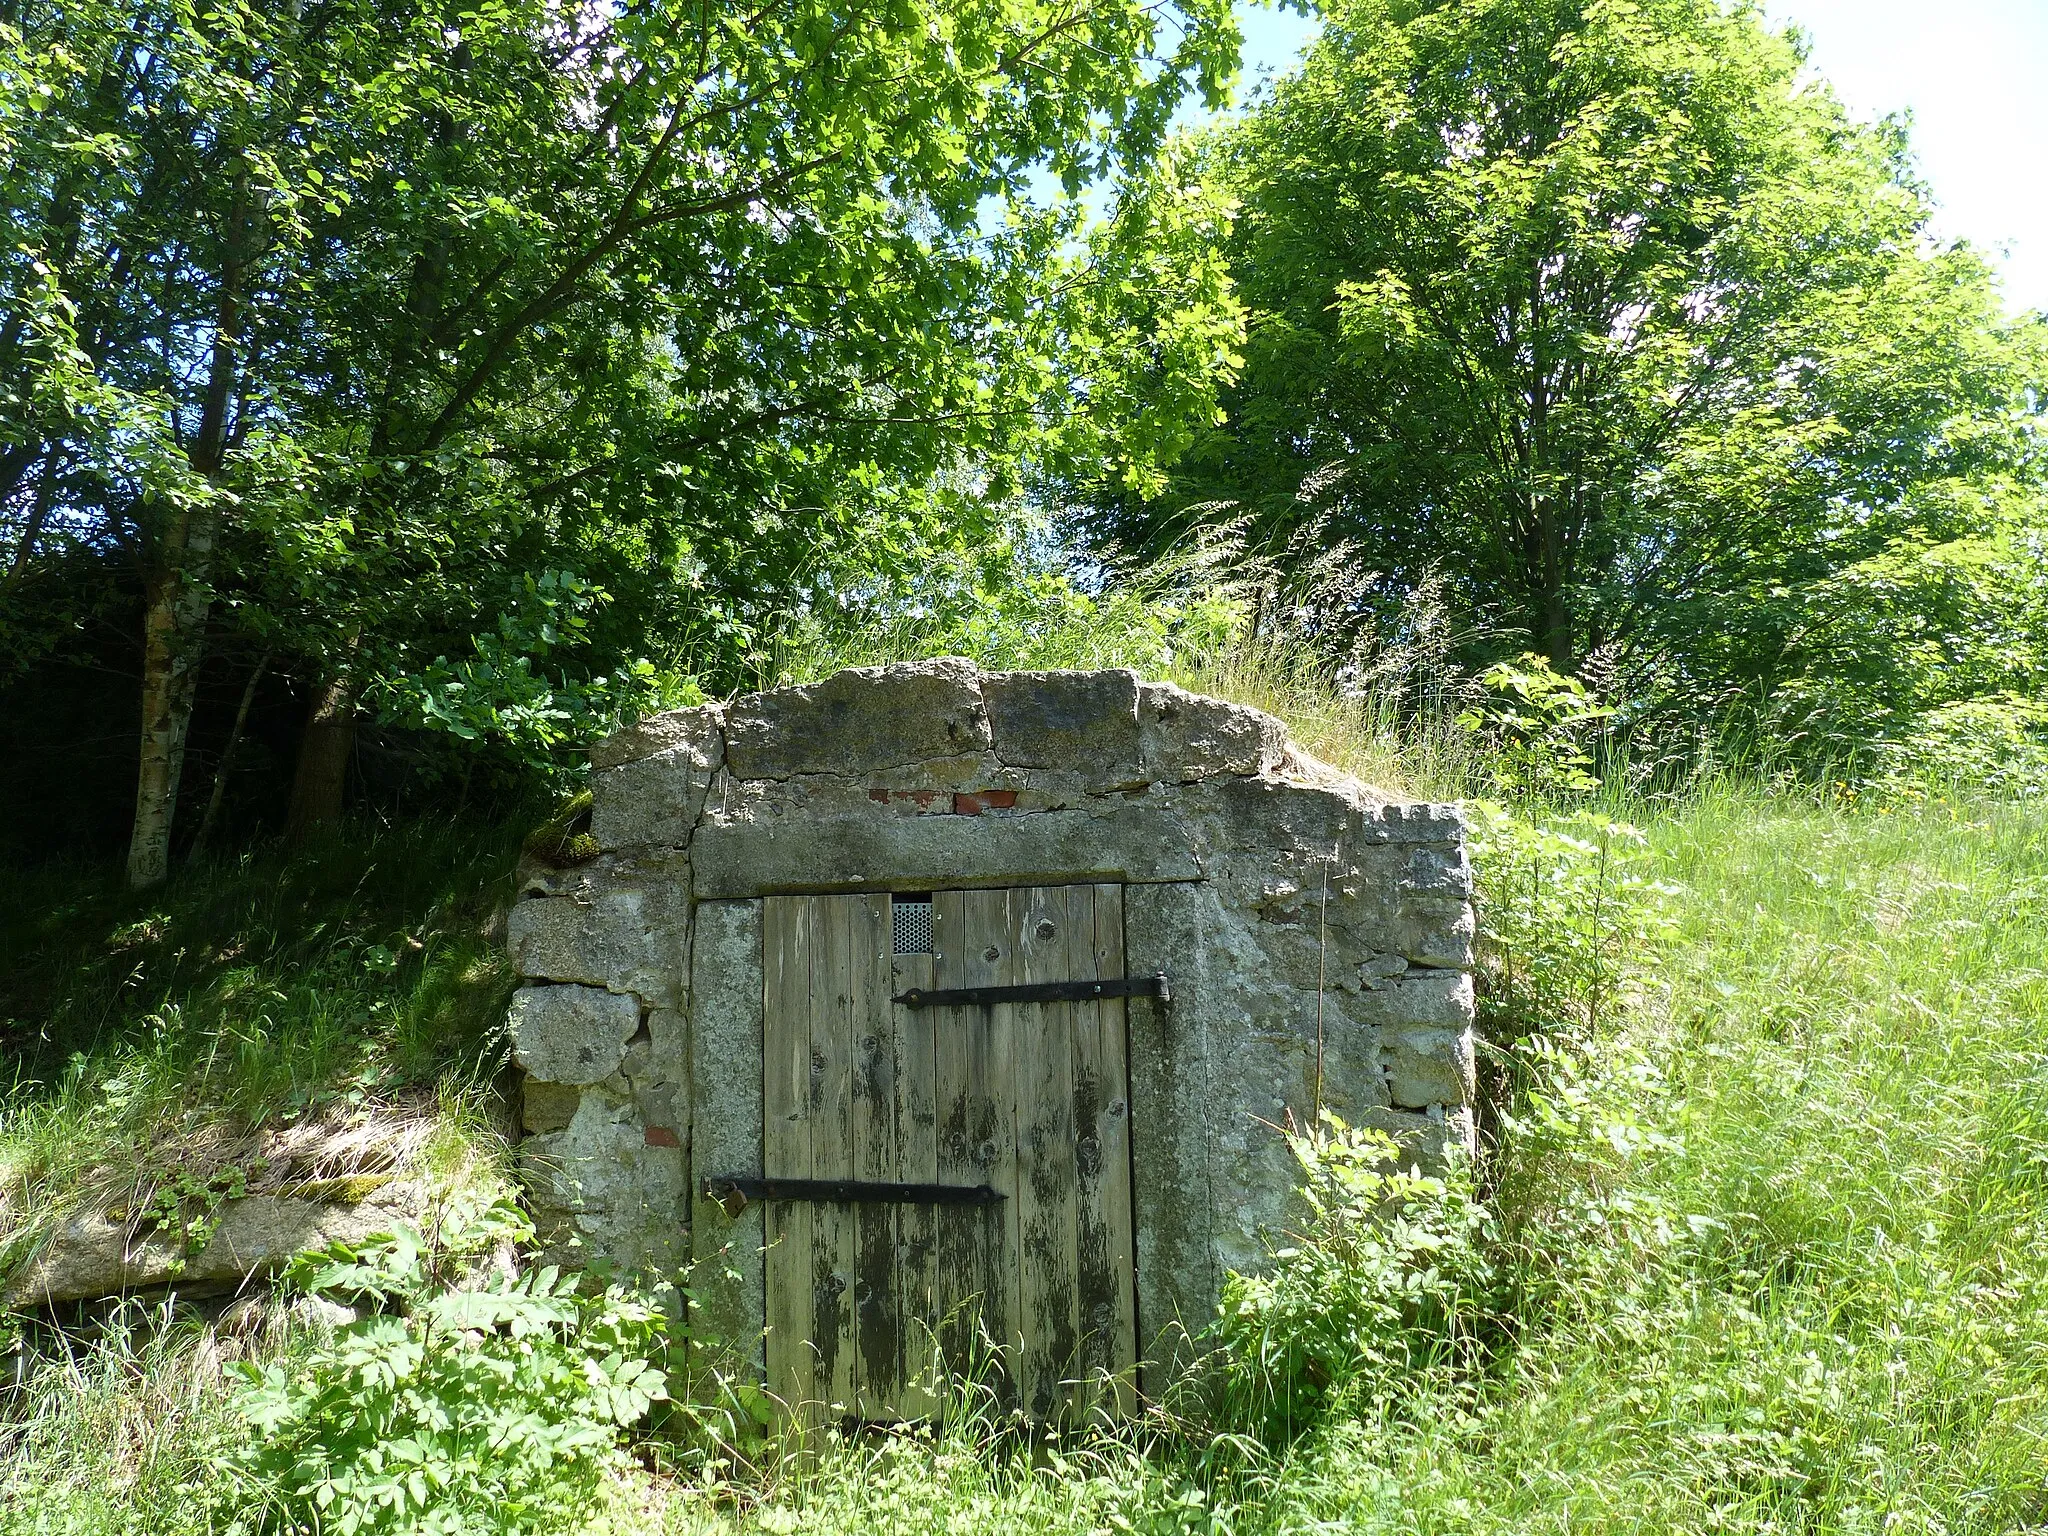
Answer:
[2, 0, 1241, 884]
[1085, 0, 2045, 714]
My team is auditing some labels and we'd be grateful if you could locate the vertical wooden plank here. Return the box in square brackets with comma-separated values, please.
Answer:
[810, 895, 859, 1418]
[1063, 882, 1109, 1420]
[892, 943, 939, 1420]
[931, 890, 976, 1392]
[1083, 883, 1138, 1417]
[1014, 885, 1080, 1421]
[761, 895, 814, 1418]
[982, 887, 1024, 1412]
[849, 892, 899, 1418]
[935, 888, 1017, 1409]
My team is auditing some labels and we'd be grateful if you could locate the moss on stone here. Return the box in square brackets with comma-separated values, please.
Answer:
[522, 791, 599, 868]
[279, 1174, 395, 1205]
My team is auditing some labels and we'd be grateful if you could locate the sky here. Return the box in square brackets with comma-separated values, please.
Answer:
[1225, 0, 2048, 316]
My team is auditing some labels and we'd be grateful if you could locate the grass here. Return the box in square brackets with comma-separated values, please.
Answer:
[1270, 786, 2048, 1534]
[0, 815, 528, 1283]
[0, 1302, 250, 1535]
[3, 651, 2045, 1532]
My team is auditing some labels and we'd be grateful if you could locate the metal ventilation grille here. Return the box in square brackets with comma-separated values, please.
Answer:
[892, 893, 934, 954]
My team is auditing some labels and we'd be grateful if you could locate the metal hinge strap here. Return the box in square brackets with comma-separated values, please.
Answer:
[701, 1177, 1004, 1215]
[891, 974, 1169, 1009]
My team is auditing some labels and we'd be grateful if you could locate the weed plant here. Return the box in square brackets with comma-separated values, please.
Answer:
[1205, 1119, 1496, 1445]
[771, 537, 1489, 800]
[1275, 789, 2048, 1535]
[230, 1196, 670, 1534]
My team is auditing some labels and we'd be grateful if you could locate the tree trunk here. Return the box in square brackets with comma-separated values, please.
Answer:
[1540, 588, 1575, 674]
[285, 675, 357, 845]
[125, 504, 219, 888]
[124, 171, 256, 888]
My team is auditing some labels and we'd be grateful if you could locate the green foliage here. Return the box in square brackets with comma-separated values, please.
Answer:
[1208, 1117, 1494, 1445]
[2, 0, 1249, 868]
[1458, 654, 1615, 802]
[134, 1163, 250, 1275]
[1458, 792, 2048, 1532]
[1743, 494, 2048, 770]
[369, 574, 696, 769]
[230, 1198, 670, 1535]
[772, 523, 1502, 802]
[774, 527, 1248, 684]
[1467, 805, 1679, 1040]
[1083, 0, 2048, 768]
[655, 1429, 1232, 1536]
[1868, 693, 2048, 802]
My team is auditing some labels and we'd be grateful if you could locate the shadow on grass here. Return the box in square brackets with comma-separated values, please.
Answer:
[0, 813, 537, 1277]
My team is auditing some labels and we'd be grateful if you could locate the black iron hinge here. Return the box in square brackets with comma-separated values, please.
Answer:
[891, 973, 1169, 1009]
[701, 1176, 1004, 1217]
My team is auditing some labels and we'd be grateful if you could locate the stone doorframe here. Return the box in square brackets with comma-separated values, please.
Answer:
[688, 868, 1214, 1400]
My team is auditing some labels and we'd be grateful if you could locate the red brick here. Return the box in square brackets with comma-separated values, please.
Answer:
[954, 789, 1017, 815]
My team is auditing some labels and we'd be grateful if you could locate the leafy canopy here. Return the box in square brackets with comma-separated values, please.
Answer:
[1, 0, 1244, 760]
[1080, 0, 2046, 752]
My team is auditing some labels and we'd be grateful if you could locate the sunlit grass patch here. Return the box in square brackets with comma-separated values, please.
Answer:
[0, 816, 526, 1285]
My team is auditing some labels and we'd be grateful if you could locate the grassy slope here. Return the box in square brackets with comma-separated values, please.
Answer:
[1259, 791, 2048, 1535]
[0, 819, 535, 1532]
[3, 764, 2044, 1531]
[0, 817, 524, 1281]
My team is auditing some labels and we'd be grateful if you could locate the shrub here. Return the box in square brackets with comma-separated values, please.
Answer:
[1467, 804, 1679, 1042]
[228, 1197, 669, 1535]
[1207, 1116, 1495, 1444]
[1457, 654, 1614, 803]
[1866, 692, 2048, 802]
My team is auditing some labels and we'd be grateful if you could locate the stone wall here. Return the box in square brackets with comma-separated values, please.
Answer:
[506, 658, 1475, 1379]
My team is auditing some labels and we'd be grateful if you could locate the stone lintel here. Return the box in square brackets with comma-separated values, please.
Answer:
[689, 804, 1203, 900]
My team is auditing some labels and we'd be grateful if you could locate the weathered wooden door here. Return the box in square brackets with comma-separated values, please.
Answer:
[760, 885, 1137, 1422]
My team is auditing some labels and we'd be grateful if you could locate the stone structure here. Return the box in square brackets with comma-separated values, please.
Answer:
[506, 659, 1475, 1387]
[8, 1188, 418, 1306]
